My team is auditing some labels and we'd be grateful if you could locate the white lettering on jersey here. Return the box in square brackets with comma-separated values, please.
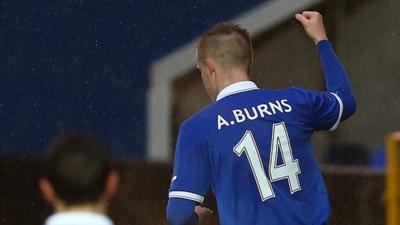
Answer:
[217, 114, 230, 130]
[269, 100, 283, 114]
[217, 99, 293, 130]
[281, 99, 292, 112]
[233, 109, 246, 123]
[257, 104, 272, 117]
[244, 107, 259, 120]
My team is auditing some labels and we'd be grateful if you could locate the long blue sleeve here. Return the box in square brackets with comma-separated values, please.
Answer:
[317, 40, 357, 120]
[167, 198, 198, 225]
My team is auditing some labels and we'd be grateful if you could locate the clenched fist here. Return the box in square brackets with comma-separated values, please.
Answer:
[195, 205, 213, 224]
[295, 11, 328, 44]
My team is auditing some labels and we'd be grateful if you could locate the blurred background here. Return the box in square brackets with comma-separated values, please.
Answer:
[1, 0, 399, 224]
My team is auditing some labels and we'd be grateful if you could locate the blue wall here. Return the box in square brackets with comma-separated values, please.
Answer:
[0, 0, 268, 157]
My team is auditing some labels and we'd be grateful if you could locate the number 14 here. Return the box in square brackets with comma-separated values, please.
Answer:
[233, 122, 301, 201]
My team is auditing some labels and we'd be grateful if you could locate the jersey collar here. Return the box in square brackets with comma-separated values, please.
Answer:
[45, 211, 114, 225]
[216, 81, 259, 101]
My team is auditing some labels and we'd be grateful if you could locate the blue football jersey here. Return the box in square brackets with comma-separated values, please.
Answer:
[169, 81, 343, 225]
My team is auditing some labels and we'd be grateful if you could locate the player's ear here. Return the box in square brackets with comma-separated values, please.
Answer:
[205, 58, 217, 77]
[38, 177, 58, 205]
[103, 170, 119, 201]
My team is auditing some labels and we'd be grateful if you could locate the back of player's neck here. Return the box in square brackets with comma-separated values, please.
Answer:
[219, 77, 250, 90]
[55, 201, 107, 214]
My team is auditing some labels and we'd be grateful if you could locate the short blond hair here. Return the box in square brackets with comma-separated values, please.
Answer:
[197, 23, 253, 73]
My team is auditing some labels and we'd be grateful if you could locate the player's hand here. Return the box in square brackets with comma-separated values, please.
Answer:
[195, 205, 213, 224]
[295, 11, 328, 44]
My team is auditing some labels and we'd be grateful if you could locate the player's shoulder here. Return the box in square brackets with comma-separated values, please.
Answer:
[273, 86, 314, 95]
[250, 86, 315, 96]
[272, 87, 319, 105]
[180, 103, 216, 131]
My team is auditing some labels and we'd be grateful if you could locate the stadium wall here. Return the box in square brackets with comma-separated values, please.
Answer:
[252, 0, 400, 157]
[328, 0, 400, 153]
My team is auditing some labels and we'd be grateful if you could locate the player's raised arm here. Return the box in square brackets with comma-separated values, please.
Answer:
[296, 11, 357, 122]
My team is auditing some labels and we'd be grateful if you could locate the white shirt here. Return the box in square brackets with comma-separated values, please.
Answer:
[216, 81, 259, 101]
[45, 212, 114, 225]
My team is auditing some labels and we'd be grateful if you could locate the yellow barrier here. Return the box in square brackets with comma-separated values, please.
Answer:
[386, 132, 400, 225]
